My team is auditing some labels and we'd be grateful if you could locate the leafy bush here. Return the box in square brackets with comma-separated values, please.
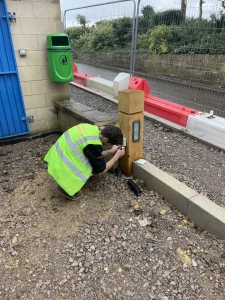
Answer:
[137, 25, 174, 54]
[138, 7, 184, 34]
[153, 10, 185, 26]
[111, 17, 133, 49]
[68, 7, 225, 54]
[172, 18, 225, 54]
[66, 26, 86, 40]
[73, 20, 116, 51]
[91, 21, 116, 51]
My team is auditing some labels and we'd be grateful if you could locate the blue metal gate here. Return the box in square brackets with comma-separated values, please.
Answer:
[0, 0, 29, 139]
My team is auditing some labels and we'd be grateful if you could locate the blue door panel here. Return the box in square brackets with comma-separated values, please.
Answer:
[0, 0, 29, 139]
[0, 18, 15, 72]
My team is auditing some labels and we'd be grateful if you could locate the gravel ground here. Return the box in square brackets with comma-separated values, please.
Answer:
[70, 85, 225, 207]
[1, 135, 225, 300]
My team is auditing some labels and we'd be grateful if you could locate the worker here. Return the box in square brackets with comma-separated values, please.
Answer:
[44, 123, 125, 200]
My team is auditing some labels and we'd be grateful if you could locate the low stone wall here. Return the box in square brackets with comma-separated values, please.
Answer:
[76, 52, 225, 88]
[55, 100, 117, 133]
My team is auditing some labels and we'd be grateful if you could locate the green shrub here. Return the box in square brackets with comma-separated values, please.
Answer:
[137, 25, 174, 54]
[68, 6, 225, 55]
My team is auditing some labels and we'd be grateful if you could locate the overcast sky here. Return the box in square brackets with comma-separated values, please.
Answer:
[59, 0, 223, 28]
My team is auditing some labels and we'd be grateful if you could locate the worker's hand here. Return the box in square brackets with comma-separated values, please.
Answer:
[115, 147, 125, 159]
[110, 145, 122, 154]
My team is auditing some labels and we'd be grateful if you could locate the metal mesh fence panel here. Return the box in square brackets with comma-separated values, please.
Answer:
[65, 0, 225, 117]
[135, 0, 225, 117]
[64, 0, 136, 74]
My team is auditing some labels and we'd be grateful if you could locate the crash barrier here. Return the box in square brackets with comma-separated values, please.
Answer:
[85, 73, 131, 98]
[73, 63, 130, 98]
[71, 63, 225, 146]
[72, 63, 198, 127]
[144, 95, 199, 127]
[72, 63, 93, 86]
[129, 76, 150, 95]
[187, 113, 225, 147]
[86, 77, 114, 97]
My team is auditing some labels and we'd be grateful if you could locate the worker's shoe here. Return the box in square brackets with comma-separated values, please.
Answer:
[56, 186, 82, 201]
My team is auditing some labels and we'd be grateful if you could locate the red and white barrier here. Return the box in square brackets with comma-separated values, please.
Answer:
[144, 94, 199, 127]
[72, 63, 93, 86]
[71, 63, 225, 146]
[187, 112, 225, 146]
[129, 76, 150, 95]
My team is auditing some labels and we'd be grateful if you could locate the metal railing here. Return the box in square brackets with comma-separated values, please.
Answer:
[63, 0, 136, 75]
[135, 0, 225, 117]
[64, 0, 225, 117]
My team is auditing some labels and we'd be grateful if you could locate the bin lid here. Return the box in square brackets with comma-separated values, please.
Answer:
[46, 33, 71, 49]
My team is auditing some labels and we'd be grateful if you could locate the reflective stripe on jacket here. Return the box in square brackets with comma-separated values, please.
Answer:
[44, 124, 102, 196]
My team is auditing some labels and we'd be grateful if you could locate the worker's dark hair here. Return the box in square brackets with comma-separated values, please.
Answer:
[101, 125, 123, 145]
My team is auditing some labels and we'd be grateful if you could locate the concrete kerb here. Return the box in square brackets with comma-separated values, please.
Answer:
[133, 161, 225, 240]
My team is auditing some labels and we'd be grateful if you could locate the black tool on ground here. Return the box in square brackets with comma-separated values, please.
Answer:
[127, 179, 142, 197]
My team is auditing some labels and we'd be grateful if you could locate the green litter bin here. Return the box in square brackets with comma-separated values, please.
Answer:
[47, 33, 73, 83]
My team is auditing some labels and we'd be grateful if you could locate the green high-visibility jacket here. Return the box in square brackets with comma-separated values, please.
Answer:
[44, 124, 102, 196]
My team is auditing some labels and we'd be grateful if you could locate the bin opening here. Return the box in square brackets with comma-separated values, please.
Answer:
[51, 36, 69, 47]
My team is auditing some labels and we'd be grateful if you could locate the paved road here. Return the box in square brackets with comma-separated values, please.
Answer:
[76, 62, 225, 118]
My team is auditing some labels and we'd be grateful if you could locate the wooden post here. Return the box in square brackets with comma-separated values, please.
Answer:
[118, 89, 144, 176]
